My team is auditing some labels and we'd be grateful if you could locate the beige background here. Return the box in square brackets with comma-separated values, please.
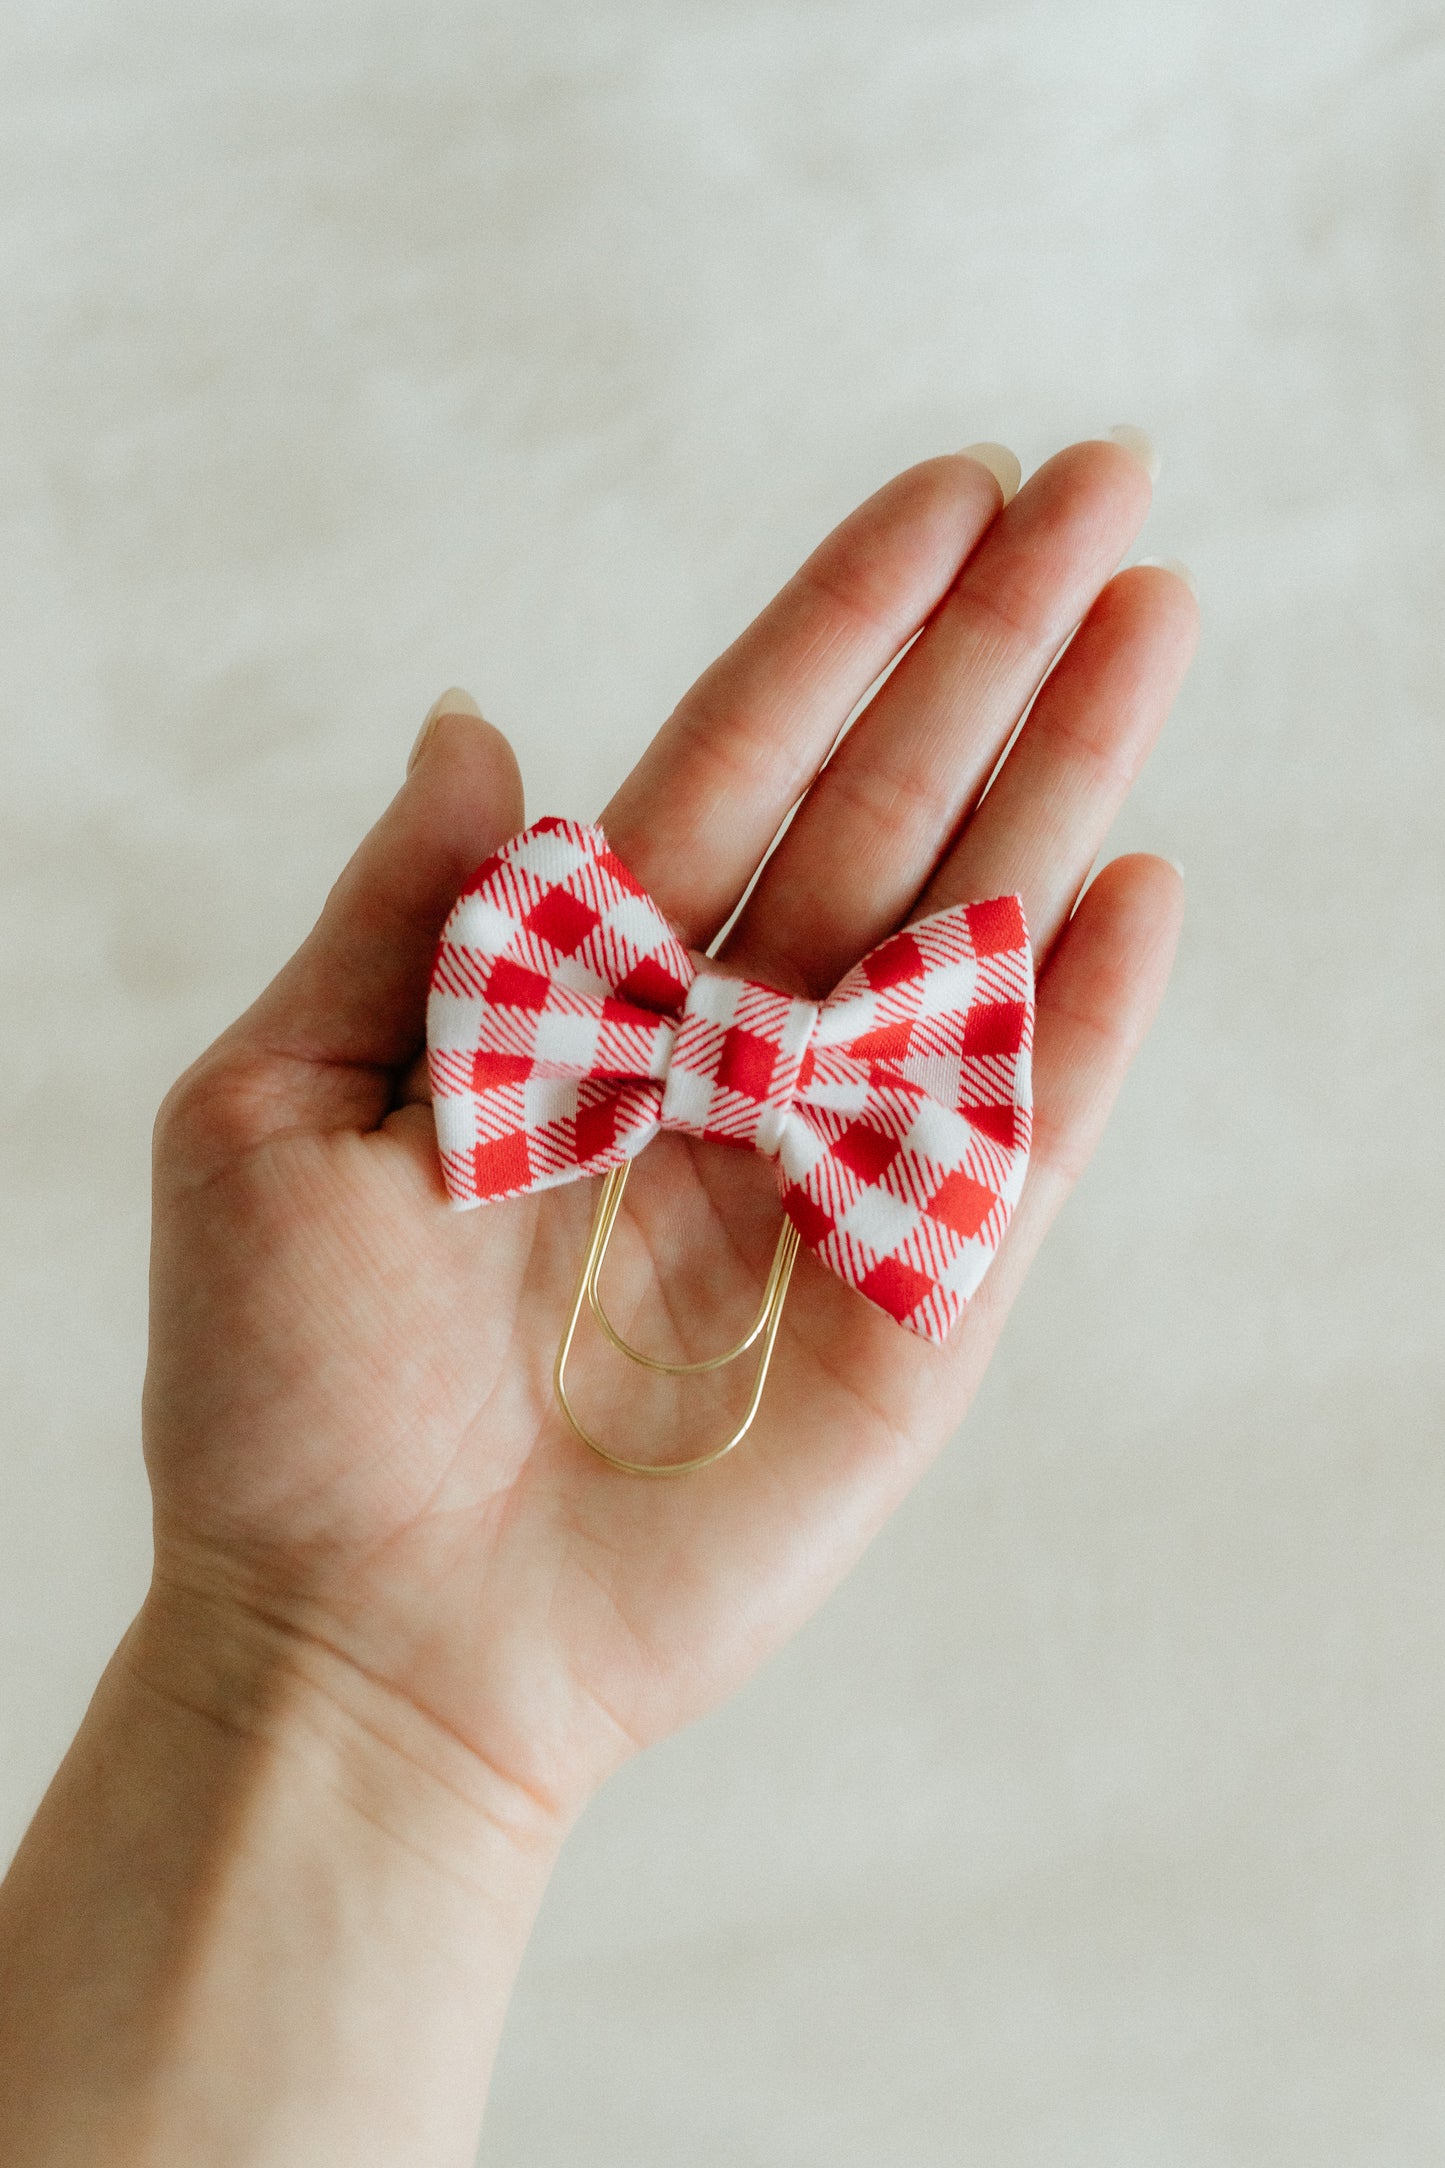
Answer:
[3, 2, 1443, 2160]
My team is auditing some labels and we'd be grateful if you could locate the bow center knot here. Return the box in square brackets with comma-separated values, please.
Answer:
[658, 969, 819, 1159]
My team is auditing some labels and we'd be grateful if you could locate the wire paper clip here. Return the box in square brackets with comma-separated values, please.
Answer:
[553, 1164, 801, 1475]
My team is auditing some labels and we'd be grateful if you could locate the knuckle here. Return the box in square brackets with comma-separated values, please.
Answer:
[152, 1051, 270, 1183]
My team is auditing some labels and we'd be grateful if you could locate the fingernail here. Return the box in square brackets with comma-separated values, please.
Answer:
[958, 442, 1022, 505]
[408, 685, 483, 774]
[1108, 424, 1161, 482]
[1135, 554, 1197, 597]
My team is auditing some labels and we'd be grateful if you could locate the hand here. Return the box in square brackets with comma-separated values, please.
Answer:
[140, 439, 1197, 1837]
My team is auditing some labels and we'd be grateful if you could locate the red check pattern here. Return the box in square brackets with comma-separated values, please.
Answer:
[427, 817, 1033, 1342]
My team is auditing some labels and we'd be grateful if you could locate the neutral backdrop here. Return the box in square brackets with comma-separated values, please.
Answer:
[3, 2, 1443, 2161]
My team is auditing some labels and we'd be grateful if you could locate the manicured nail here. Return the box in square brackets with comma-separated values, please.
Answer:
[1136, 554, 1197, 597]
[408, 685, 483, 774]
[1108, 424, 1160, 482]
[959, 442, 1022, 504]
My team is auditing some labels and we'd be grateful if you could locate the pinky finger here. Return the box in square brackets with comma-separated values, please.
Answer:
[957, 852, 1185, 1372]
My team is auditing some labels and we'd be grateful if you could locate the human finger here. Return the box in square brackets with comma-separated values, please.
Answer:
[722, 437, 1155, 994]
[160, 694, 524, 1167]
[889, 851, 1186, 1433]
[953, 850, 1186, 1386]
[601, 451, 1016, 946]
[914, 563, 1198, 963]
[715, 854, 1185, 1530]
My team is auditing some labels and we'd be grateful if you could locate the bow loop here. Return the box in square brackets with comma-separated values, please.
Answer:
[426, 818, 1033, 1342]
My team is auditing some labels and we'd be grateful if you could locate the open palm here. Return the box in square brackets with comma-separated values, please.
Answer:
[141, 440, 1197, 1831]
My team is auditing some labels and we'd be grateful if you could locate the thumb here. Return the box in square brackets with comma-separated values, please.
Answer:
[181, 690, 524, 1149]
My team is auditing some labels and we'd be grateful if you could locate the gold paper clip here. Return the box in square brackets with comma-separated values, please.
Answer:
[554, 1163, 800, 1476]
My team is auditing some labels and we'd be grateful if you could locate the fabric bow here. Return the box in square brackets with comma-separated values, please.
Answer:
[426, 817, 1033, 1342]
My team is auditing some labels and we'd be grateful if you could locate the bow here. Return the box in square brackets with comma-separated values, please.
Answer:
[426, 818, 1033, 1342]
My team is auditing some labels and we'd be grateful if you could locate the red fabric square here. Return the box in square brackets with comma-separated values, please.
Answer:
[601, 993, 651, 1025]
[848, 1019, 914, 1061]
[832, 1122, 903, 1183]
[858, 1254, 933, 1323]
[471, 1048, 533, 1087]
[962, 1101, 1022, 1149]
[574, 1094, 623, 1164]
[781, 1184, 833, 1249]
[715, 1028, 777, 1102]
[615, 954, 689, 1012]
[485, 957, 553, 1011]
[471, 1130, 531, 1197]
[926, 1169, 997, 1239]
[965, 895, 1026, 956]
[524, 888, 601, 955]
[862, 929, 925, 992]
[961, 1000, 1025, 1056]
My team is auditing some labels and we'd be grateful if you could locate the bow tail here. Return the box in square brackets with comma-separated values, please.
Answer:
[773, 1082, 1031, 1344]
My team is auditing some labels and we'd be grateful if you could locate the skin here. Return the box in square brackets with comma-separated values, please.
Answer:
[0, 437, 1198, 2165]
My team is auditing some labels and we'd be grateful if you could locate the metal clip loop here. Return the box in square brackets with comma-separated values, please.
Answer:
[554, 1163, 799, 1475]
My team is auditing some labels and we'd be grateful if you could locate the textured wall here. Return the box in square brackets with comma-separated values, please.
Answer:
[2, 3, 1442, 2161]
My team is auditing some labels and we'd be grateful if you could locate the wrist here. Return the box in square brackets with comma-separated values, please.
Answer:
[0, 1575, 567, 2168]
[127, 1569, 571, 1895]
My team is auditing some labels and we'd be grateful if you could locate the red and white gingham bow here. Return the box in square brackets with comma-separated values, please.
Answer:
[426, 818, 1033, 1342]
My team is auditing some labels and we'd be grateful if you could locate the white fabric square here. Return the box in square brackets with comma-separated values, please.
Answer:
[508, 828, 589, 882]
[658, 1065, 714, 1131]
[523, 1074, 581, 1127]
[915, 957, 979, 1018]
[903, 1095, 973, 1167]
[433, 1093, 479, 1152]
[426, 992, 486, 1053]
[777, 1116, 826, 1183]
[936, 1237, 992, 1300]
[837, 1186, 921, 1255]
[901, 1052, 963, 1112]
[532, 1009, 602, 1068]
[448, 894, 519, 956]
[603, 893, 675, 953]
[799, 1071, 872, 1115]
[684, 971, 744, 1026]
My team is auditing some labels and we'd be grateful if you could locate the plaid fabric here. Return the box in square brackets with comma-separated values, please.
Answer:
[427, 817, 1033, 1342]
